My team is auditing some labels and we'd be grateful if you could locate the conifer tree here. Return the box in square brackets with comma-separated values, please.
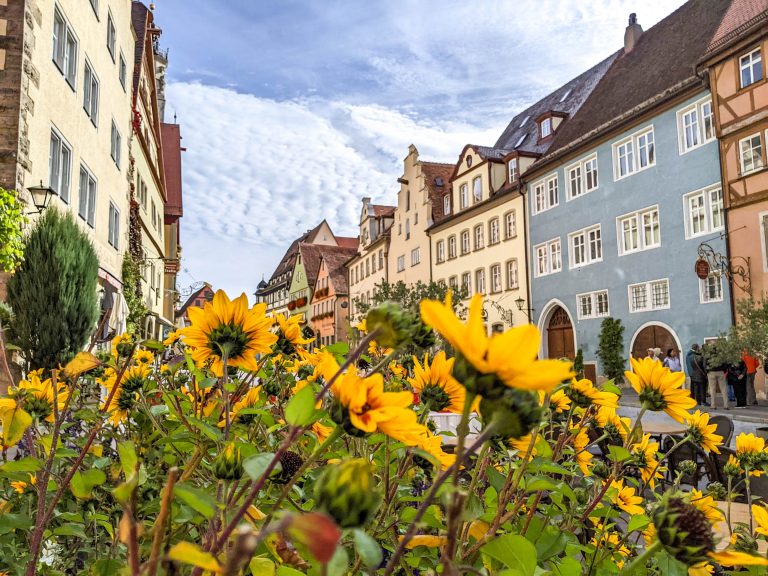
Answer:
[7, 209, 99, 371]
[597, 317, 625, 384]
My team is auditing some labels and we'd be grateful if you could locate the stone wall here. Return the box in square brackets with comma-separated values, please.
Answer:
[0, 0, 25, 191]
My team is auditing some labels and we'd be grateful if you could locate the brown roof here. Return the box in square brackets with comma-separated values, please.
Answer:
[299, 244, 358, 290]
[335, 236, 359, 250]
[177, 283, 213, 317]
[321, 250, 356, 295]
[161, 123, 183, 220]
[130, 2, 150, 102]
[372, 204, 395, 217]
[422, 162, 454, 225]
[540, 0, 732, 164]
[706, 0, 768, 54]
[265, 222, 326, 285]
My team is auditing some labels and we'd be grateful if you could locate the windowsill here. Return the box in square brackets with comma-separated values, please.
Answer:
[503, 235, 518, 242]
[505, 286, 520, 291]
[618, 245, 661, 257]
[447, 255, 457, 261]
[629, 305, 670, 314]
[488, 240, 500, 247]
[739, 165, 768, 179]
[700, 299, 724, 305]
[679, 138, 715, 155]
[566, 188, 599, 202]
[569, 259, 602, 270]
[686, 226, 725, 241]
[473, 247, 484, 252]
[614, 162, 655, 182]
[738, 77, 767, 93]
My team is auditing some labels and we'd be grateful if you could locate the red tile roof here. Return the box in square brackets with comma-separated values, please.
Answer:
[422, 162, 454, 224]
[299, 244, 358, 289]
[372, 205, 395, 217]
[161, 123, 183, 219]
[706, 0, 768, 54]
[322, 249, 357, 295]
[336, 236, 359, 250]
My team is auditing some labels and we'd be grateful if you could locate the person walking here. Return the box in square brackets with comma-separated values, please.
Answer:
[728, 360, 748, 408]
[704, 343, 729, 409]
[663, 348, 682, 372]
[686, 344, 708, 406]
[742, 351, 760, 406]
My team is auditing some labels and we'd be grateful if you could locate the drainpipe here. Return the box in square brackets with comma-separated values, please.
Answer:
[519, 179, 532, 326]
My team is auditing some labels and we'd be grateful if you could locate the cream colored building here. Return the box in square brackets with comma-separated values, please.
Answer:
[429, 144, 530, 332]
[0, 0, 135, 301]
[388, 145, 454, 286]
[347, 197, 394, 321]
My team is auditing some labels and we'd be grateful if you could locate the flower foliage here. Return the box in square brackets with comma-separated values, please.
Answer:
[0, 290, 766, 576]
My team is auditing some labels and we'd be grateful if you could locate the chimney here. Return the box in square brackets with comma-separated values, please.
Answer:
[624, 13, 643, 53]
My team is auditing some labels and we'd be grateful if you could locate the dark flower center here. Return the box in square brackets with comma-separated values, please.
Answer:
[208, 322, 249, 359]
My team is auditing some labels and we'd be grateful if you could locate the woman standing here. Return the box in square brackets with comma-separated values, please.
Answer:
[663, 348, 682, 372]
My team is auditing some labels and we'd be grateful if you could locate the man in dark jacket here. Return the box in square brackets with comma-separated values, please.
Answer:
[685, 343, 707, 406]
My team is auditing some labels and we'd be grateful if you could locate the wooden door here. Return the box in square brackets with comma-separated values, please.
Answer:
[631, 325, 677, 359]
[547, 307, 575, 360]
[584, 363, 597, 382]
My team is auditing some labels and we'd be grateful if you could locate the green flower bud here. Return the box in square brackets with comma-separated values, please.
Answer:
[652, 493, 714, 566]
[410, 320, 436, 349]
[591, 460, 611, 479]
[731, 524, 758, 555]
[705, 482, 726, 501]
[479, 387, 542, 439]
[116, 342, 134, 358]
[573, 487, 589, 505]
[213, 443, 244, 481]
[678, 460, 698, 477]
[314, 459, 380, 528]
[365, 302, 413, 348]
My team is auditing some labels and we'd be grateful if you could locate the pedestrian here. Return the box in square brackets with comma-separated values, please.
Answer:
[728, 360, 748, 408]
[663, 348, 682, 372]
[646, 348, 655, 360]
[685, 344, 707, 406]
[742, 350, 760, 406]
[704, 342, 729, 409]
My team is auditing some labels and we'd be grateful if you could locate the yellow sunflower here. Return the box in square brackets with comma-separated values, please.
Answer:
[509, 433, 538, 458]
[403, 535, 447, 549]
[13, 369, 67, 423]
[609, 480, 644, 515]
[689, 489, 723, 526]
[735, 432, 767, 472]
[419, 432, 456, 470]
[111, 333, 133, 358]
[624, 357, 695, 423]
[420, 293, 573, 393]
[409, 352, 466, 414]
[688, 562, 714, 575]
[99, 365, 150, 426]
[274, 313, 314, 346]
[631, 433, 665, 489]
[181, 290, 277, 376]
[709, 549, 768, 567]
[227, 387, 262, 424]
[572, 426, 592, 475]
[163, 330, 181, 346]
[544, 388, 572, 414]
[10, 474, 36, 494]
[752, 503, 768, 537]
[595, 406, 631, 442]
[134, 349, 154, 366]
[685, 411, 723, 454]
[566, 378, 619, 409]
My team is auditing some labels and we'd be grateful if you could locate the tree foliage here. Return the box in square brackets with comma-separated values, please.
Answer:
[121, 252, 148, 335]
[597, 317, 625, 383]
[7, 209, 99, 371]
[0, 187, 28, 273]
[721, 296, 768, 362]
[352, 280, 468, 320]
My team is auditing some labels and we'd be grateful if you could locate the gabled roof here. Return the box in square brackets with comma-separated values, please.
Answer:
[266, 222, 327, 284]
[161, 123, 183, 219]
[371, 204, 396, 217]
[473, 146, 514, 161]
[321, 249, 356, 295]
[494, 52, 618, 156]
[539, 0, 732, 165]
[336, 236, 359, 250]
[298, 244, 358, 291]
[706, 0, 768, 56]
[177, 283, 213, 317]
[421, 162, 454, 224]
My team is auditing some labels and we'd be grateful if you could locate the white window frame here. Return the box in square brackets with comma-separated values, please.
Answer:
[566, 154, 599, 200]
[52, 6, 78, 88]
[490, 264, 502, 293]
[447, 235, 456, 259]
[677, 97, 715, 154]
[628, 278, 670, 313]
[460, 230, 470, 254]
[459, 184, 468, 209]
[396, 255, 405, 272]
[508, 158, 518, 183]
[683, 184, 724, 239]
[506, 259, 519, 290]
[504, 210, 517, 239]
[612, 126, 655, 181]
[48, 127, 72, 204]
[110, 120, 121, 168]
[108, 202, 120, 249]
[443, 194, 451, 215]
[472, 176, 482, 204]
[699, 273, 723, 304]
[83, 59, 99, 125]
[77, 164, 97, 228]
[475, 268, 486, 295]
[119, 52, 127, 91]
[461, 272, 471, 293]
[531, 173, 559, 215]
[473, 224, 484, 250]
[436, 240, 445, 263]
[739, 133, 764, 176]
[616, 205, 660, 255]
[106, 11, 116, 61]
[568, 224, 602, 268]
[489, 218, 500, 245]
[534, 237, 561, 277]
[576, 290, 610, 320]
[411, 247, 420, 266]
[740, 48, 763, 89]
[540, 117, 552, 138]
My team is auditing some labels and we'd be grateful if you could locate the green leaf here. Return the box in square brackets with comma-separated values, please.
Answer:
[325, 342, 349, 356]
[276, 568, 305, 576]
[0, 513, 32, 535]
[607, 445, 632, 463]
[141, 338, 165, 351]
[174, 483, 218, 519]
[534, 526, 568, 561]
[353, 529, 383, 570]
[243, 453, 280, 481]
[285, 385, 317, 426]
[249, 557, 276, 576]
[53, 523, 88, 539]
[70, 468, 107, 499]
[90, 559, 123, 576]
[552, 557, 581, 576]
[627, 513, 650, 533]
[326, 545, 348, 576]
[481, 534, 537, 576]
[0, 401, 32, 447]
[117, 441, 138, 477]
[0, 457, 41, 473]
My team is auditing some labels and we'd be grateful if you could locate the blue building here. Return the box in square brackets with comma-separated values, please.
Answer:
[521, 0, 733, 380]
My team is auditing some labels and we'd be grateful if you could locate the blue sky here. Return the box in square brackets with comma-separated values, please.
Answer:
[152, 0, 685, 298]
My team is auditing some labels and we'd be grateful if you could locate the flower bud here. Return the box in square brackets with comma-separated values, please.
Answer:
[678, 460, 698, 477]
[591, 460, 611, 479]
[314, 459, 380, 528]
[652, 493, 714, 565]
[213, 442, 244, 481]
[479, 387, 542, 439]
[365, 302, 413, 349]
[410, 320, 435, 350]
[705, 482, 726, 501]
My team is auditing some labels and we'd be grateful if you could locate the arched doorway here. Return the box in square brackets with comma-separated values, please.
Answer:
[546, 305, 575, 360]
[630, 322, 680, 361]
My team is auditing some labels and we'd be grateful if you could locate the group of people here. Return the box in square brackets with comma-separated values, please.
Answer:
[682, 344, 762, 409]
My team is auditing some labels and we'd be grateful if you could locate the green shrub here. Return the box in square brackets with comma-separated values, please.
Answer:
[597, 317, 625, 384]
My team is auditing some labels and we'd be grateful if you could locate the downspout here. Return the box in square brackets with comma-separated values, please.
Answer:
[519, 179, 531, 325]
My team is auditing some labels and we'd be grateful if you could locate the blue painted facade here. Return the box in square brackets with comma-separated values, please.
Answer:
[527, 90, 732, 374]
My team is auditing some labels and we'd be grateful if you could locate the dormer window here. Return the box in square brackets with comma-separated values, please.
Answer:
[508, 158, 518, 182]
[466, 155, 473, 168]
[540, 117, 552, 139]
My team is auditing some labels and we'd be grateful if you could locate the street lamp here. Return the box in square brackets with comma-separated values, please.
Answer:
[26, 182, 58, 214]
[515, 296, 533, 322]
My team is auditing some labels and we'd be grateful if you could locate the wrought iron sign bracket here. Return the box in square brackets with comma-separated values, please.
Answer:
[696, 241, 751, 296]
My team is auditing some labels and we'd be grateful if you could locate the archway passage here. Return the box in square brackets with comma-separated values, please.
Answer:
[631, 324, 677, 360]
[547, 306, 575, 360]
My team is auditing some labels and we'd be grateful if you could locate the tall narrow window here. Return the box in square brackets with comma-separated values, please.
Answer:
[460, 230, 470, 254]
[49, 130, 72, 204]
[504, 211, 516, 239]
[78, 166, 97, 227]
[107, 12, 116, 60]
[83, 61, 99, 124]
[508, 158, 518, 182]
[52, 8, 78, 86]
[474, 225, 484, 250]
[489, 218, 499, 244]
[110, 121, 121, 168]
[472, 176, 482, 203]
[436, 240, 445, 263]
[447, 235, 456, 259]
[443, 194, 451, 215]
[490, 264, 502, 293]
[700, 273, 723, 303]
[119, 53, 127, 90]
[108, 202, 120, 249]
[506, 259, 518, 289]
[462, 272, 471, 293]
[460, 184, 468, 209]
[678, 98, 716, 153]
[475, 269, 486, 295]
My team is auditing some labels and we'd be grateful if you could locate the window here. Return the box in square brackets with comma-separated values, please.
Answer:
[436, 240, 445, 263]
[151, 200, 158, 230]
[683, 185, 724, 238]
[629, 279, 670, 312]
[459, 184, 468, 209]
[490, 264, 502, 293]
[506, 259, 518, 289]
[119, 53, 127, 90]
[504, 211, 516, 239]
[77, 165, 97, 227]
[540, 117, 552, 138]
[443, 194, 451, 215]
[449, 276, 458, 291]
[461, 272, 471, 293]
[48, 129, 72, 203]
[577, 291, 610, 320]
[531, 174, 559, 214]
[106, 12, 116, 60]
[52, 7, 78, 87]
[371, 254, 376, 273]
[460, 230, 470, 254]
[448, 235, 456, 259]
[83, 61, 99, 124]
[378, 250, 384, 269]
[617, 206, 660, 254]
[569, 225, 602, 267]
[739, 133, 764, 175]
[472, 176, 482, 203]
[613, 126, 655, 179]
[534, 238, 561, 277]
[89, 0, 98, 16]
[566, 154, 599, 200]
[740, 48, 763, 88]
[678, 98, 715, 153]
[475, 269, 486, 295]
[396, 255, 405, 272]
[489, 218, 500, 244]
[700, 273, 723, 303]
[474, 224, 484, 250]
[110, 121, 121, 168]
[405, 189, 410, 211]
[508, 158, 518, 182]
[108, 202, 120, 249]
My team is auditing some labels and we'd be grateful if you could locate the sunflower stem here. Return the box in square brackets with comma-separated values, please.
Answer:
[620, 540, 661, 575]
[746, 467, 754, 533]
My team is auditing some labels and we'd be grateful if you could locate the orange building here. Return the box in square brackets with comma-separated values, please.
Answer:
[310, 248, 357, 347]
